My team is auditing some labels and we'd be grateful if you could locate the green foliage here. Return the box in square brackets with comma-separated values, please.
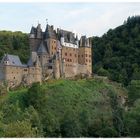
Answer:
[127, 80, 140, 105]
[0, 31, 29, 63]
[93, 16, 140, 86]
[3, 120, 37, 137]
[26, 83, 47, 111]
[0, 79, 127, 137]
[124, 99, 140, 137]
[97, 67, 109, 76]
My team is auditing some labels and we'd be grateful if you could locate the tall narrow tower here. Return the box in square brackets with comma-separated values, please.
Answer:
[78, 36, 92, 75]
[44, 24, 57, 57]
[29, 24, 42, 52]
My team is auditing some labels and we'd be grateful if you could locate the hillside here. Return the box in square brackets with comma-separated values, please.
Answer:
[0, 30, 29, 63]
[93, 16, 140, 86]
[0, 78, 129, 137]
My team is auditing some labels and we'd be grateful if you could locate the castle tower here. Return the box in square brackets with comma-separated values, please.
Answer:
[78, 36, 92, 75]
[27, 52, 42, 84]
[37, 41, 48, 67]
[44, 24, 57, 57]
[29, 24, 42, 52]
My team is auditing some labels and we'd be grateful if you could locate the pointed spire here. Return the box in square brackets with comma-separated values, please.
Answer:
[37, 42, 47, 54]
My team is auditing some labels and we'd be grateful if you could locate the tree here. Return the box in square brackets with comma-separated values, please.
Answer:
[124, 99, 140, 137]
[3, 120, 38, 137]
[97, 67, 109, 77]
[26, 83, 47, 111]
[60, 110, 82, 137]
[127, 80, 140, 105]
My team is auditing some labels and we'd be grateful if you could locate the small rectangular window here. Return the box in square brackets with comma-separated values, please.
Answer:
[48, 66, 52, 69]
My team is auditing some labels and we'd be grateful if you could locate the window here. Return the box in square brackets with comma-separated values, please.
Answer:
[24, 69, 27, 72]
[75, 54, 77, 57]
[13, 77, 15, 79]
[82, 55, 83, 57]
[65, 53, 67, 56]
[70, 53, 72, 56]
[86, 54, 88, 57]
[48, 66, 52, 69]
[49, 60, 52, 63]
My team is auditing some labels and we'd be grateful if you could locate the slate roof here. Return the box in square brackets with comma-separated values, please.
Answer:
[30, 26, 36, 34]
[27, 52, 40, 67]
[57, 29, 78, 45]
[80, 36, 90, 47]
[37, 42, 47, 54]
[1, 54, 23, 67]
[44, 24, 57, 39]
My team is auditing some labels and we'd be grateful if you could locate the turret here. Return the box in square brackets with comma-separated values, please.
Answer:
[29, 26, 36, 39]
[36, 24, 42, 39]
[44, 24, 56, 40]
[79, 36, 91, 47]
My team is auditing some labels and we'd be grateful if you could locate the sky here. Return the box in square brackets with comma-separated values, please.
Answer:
[0, 3, 140, 37]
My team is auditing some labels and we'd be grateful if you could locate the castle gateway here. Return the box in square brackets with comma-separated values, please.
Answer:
[0, 23, 92, 87]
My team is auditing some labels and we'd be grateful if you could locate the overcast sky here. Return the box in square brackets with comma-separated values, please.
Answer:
[0, 3, 140, 37]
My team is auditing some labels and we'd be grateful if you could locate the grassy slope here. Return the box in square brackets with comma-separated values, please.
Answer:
[6, 78, 127, 120]
[0, 78, 128, 137]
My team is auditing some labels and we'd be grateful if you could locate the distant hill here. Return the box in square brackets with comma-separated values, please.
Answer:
[0, 31, 29, 63]
[92, 16, 140, 86]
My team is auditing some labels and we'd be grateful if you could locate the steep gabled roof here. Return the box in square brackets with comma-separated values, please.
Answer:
[37, 42, 47, 54]
[27, 52, 41, 67]
[1, 54, 23, 67]
[44, 24, 57, 39]
[30, 26, 36, 34]
[57, 29, 77, 44]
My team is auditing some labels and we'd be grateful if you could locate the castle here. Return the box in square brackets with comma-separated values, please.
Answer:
[0, 23, 92, 88]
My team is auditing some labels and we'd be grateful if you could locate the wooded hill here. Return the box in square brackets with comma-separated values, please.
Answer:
[93, 16, 140, 86]
[0, 30, 29, 63]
